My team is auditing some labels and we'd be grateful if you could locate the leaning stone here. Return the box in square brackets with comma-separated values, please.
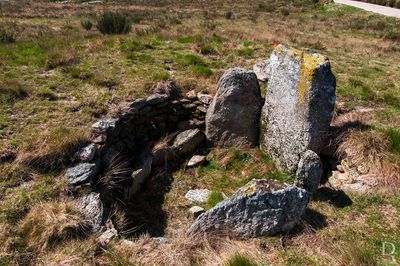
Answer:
[173, 129, 205, 155]
[206, 68, 262, 147]
[187, 179, 308, 239]
[189, 206, 205, 218]
[75, 192, 104, 232]
[126, 156, 153, 198]
[260, 45, 336, 173]
[187, 155, 207, 167]
[74, 144, 97, 162]
[185, 189, 211, 203]
[295, 150, 322, 195]
[253, 59, 271, 82]
[197, 93, 213, 105]
[92, 118, 118, 134]
[146, 93, 169, 105]
[65, 163, 97, 186]
[96, 228, 118, 248]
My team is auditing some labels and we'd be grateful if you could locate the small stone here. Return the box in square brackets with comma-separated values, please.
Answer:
[152, 237, 171, 244]
[253, 59, 271, 82]
[96, 228, 117, 248]
[173, 129, 205, 155]
[295, 150, 323, 195]
[75, 192, 104, 232]
[197, 93, 213, 105]
[92, 134, 107, 144]
[189, 206, 205, 218]
[185, 189, 211, 203]
[186, 90, 197, 100]
[187, 155, 207, 167]
[65, 163, 97, 186]
[197, 106, 208, 113]
[74, 144, 97, 162]
[146, 94, 169, 105]
[92, 118, 118, 133]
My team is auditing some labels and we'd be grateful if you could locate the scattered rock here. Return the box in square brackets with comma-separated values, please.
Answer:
[187, 155, 207, 167]
[253, 59, 271, 82]
[92, 118, 118, 134]
[295, 150, 322, 195]
[206, 68, 262, 147]
[74, 144, 97, 162]
[188, 179, 308, 239]
[75, 192, 104, 232]
[185, 90, 197, 100]
[189, 206, 205, 218]
[125, 156, 153, 198]
[197, 93, 213, 105]
[260, 45, 336, 173]
[65, 163, 97, 186]
[152, 237, 171, 244]
[146, 94, 169, 105]
[185, 189, 211, 203]
[173, 129, 205, 155]
[96, 228, 118, 248]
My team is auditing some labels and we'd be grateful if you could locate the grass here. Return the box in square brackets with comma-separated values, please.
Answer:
[224, 253, 258, 266]
[0, 0, 399, 264]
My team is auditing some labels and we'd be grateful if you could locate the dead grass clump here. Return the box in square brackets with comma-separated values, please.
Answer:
[19, 201, 89, 251]
[46, 48, 80, 70]
[17, 126, 89, 172]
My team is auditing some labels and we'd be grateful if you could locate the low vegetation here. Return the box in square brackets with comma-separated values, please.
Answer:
[0, 0, 399, 264]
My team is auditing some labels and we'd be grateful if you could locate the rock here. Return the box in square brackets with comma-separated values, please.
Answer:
[173, 129, 205, 155]
[187, 155, 207, 167]
[185, 189, 211, 203]
[92, 134, 107, 144]
[92, 118, 118, 133]
[260, 45, 336, 173]
[146, 93, 169, 105]
[152, 237, 171, 244]
[125, 156, 153, 198]
[65, 163, 97, 186]
[189, 206, 205, 218]
[188, 179, 308, 239]
[151, 79, 180, 98]
[253, 59, 271, 82]
[151, 147, 176, 167]
[128, 98, 147, 113]
[197, 93, 213, 105]
[206, 68, 262, 147]
[96, 228, 118, 248]
[295, 150, 322, 195]
[74, 144, 97, 162]
[75, 192, 104, 232]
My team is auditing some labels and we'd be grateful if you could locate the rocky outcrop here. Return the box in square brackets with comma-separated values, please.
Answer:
[260, 45, 336, 173]
[188, 179, 308, 238]
[295, 150, 322, 194]
[206, 68, 262, 147]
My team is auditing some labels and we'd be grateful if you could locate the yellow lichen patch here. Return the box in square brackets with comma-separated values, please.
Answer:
[274, 45, 328, 103]
[241, 183, 257, 196]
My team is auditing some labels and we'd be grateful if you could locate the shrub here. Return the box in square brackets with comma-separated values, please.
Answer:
[80, 19, 93, 31]
[97, 11, 132, 35]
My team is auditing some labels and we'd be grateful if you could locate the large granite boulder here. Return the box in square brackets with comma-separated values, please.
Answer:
[187, 179, 308, 239]
[260, 45, 336, 173]
[206, 68, 263, 147]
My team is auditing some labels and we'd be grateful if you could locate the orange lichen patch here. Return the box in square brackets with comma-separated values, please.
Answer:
[274, 45, 328, 103]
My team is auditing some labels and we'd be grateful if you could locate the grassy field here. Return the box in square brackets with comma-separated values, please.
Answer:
[0, 0, 399, 265]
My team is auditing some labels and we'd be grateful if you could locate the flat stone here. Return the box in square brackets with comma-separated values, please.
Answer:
[75, 192, 104, 232]
[74, 144, 97, 162]
[146, 93, 169, 105]
[189, 206, 205, 218]
[173, 129, 205, 155]
[65, 163, 97, 185]
[96, 228, 118, 248]
[260, 45, 336, 173]
[152, 237, 171, 244]
[185, 189, 211, 203]
[187, 155, 207, 167]
[92, 118, 118, 133]
[197, 93, 213, 105]
[187, 179, 309, 239]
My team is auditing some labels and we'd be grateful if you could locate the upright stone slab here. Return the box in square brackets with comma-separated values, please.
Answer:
[206, 68, 262, 147]
[260, 45, 336, 173]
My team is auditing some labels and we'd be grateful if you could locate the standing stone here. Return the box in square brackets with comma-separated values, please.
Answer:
[260, 45, 336, 173]
[187, 179, 308, 239]
[295, 150, 323, 195]
[125, 156, 153, 199]
[206, 68, 262, 147]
